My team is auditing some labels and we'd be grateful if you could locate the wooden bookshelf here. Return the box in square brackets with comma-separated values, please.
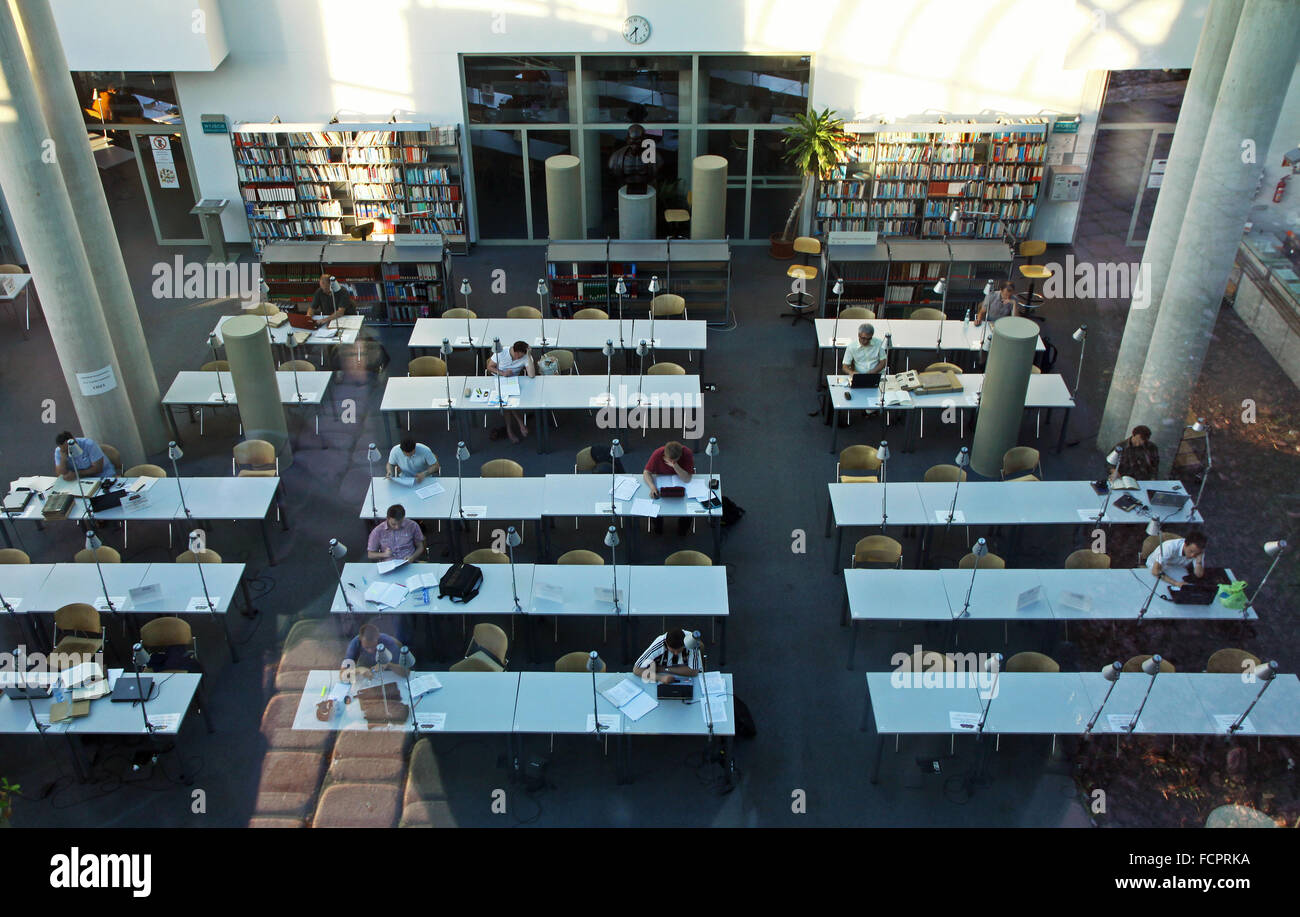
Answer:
[232, 122, 467, 255]
[815, 119, 1049, 242]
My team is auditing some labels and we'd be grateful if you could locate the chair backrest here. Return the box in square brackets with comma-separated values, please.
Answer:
[556, 651, 605, 673]
[1140, 532, 1182, 563]
[74, 546, 121, 564]
[1030, 365, 1041, 374]
[558, 549, 604, 565]
[1064, 549, 1110, 569]
[463, 548, 509, 565]
[55, 602, 100, 633]
[838, 307, 875, 320]
[176, 549, 223, 564]
[853, 535, 902, 567]
[838, 445, 880, 474]
[924, 362, 963, 375]
[408, 356, 448, 377]
[575, 447, 597, 473]
[0, 264, 23, 273]
[470, 622, 508, 665]
[546, 349, 576, 373]
[1006, 651, 1059, 673]
[1019, 240, 1047, 259]
[647, 362, 685, 375]
[793, 236, 821, 255]
[957, 552, 1005, 569]
[573, 308, 609, 320]
[279, 360, 316, 372]
[923, 464, 966, 483]
[450, 656, 496, 673]
[124, 464, 167, 478]
[665, 550, 712, 566]
[141, 616, 193, 652]
[201, 361, 231, 372]
[1206, 648, 1262, 675]
[247, 302, 280, 316]
[234, 439, 277, 474]
[0, 548, 30, 564]
[442, 308, 476, 319]
[651, 294, 686, 318]
[1123, 654, 1175, 673]
[910, 307, 945, 321]
[99, 444, 123, 471]
[480, 459, 523, 478]
[1001, 446, 1041, 477]
[507, 306, 542, 320]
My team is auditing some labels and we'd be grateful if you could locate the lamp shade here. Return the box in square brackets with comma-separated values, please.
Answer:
[168, 441, 183, 461]
[85, 531, 102, 551]
[367, 443, 382, 463]
[615, 277, 627, 296]
[833, 278, 844, 296]
[602, 339, 615, 357]
[459, 279, 471, 295]
[506, 526, 523, 548]
[1264, 540, 1288, 558]
[647, 276, 660, 295]
[705, 437, 719, 457]
[586, 650, 602, 672]
[604, 525, 619, 547]
[1141, 655, 1163, 676]
[456, 442, 470, 461]
[536, 278, 548, 296]
[609, 438, 624, 459]
[971, 537, 988, 558]
[1102, 661, 1122, 682]
[877, 441, 890, 462]
[440, 337, 452, 357]
[954, 446, 970, 467]
[328, 538, 347, 560]
[1072, 325, 1087, 342]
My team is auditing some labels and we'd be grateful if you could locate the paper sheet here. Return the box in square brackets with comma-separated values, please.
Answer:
[145, 713, 183, 732]
[416, 712, 446, 731]
[1016, 586, 1045, 612]
[389, 475, 415, 487]
[364, 582, 408, 607]
[621, 691, 657, 721]
[94, 596, 127, 612]
[613, 477, 640, 501]
[407, 674, 443, 700]
[533, 582, 565, 606]
[589, 394, 616, 407]
[416, 481, 446, 499]
[683, 479, 710, 500]
[457, 505, 487, 518]
[593, 584, 625, 606]
[14, 476, 57, 492]
[1107, 713, 1139, 733]
[586, 713, 621, 734]
[1214, 713, 1253, 734]
[208, 392, 236, 403]
[593, 502, 617, 515]
[405, 573, 442, 591]
[629, 498, 660, 518]
[1058, 591, 1093, 613]
[599, 679, 641, 707]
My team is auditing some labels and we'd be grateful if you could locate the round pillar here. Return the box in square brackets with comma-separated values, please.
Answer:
[970, 316, 1040, 478]
[544, 154, 582, 240]
[223, 315, 293, 468]
[690, 155, 728, 239]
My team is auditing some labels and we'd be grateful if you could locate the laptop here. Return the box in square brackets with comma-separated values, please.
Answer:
[850, 372, 881, 389]
[4, 685, 51, 700]
[110, 675, 154, 702]
[1147, 489, 1189, 510]
[657, 680, 694, 700]
[1166, 567, 1230, 605]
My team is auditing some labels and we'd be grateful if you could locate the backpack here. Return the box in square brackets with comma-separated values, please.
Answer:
[438, 562, 483, 603]
[1035, 336, 1058, 374]
[720, 496, 745, 526]
[734, 697, 756, 739]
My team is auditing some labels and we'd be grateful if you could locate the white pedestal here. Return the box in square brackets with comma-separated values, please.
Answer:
[618, 185, 657, 240]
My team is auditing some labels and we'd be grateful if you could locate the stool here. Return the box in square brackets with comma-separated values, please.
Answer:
[781, 236, 821, 326]
[1017, 263, 1052, 323]
[664, 190, 691, 238]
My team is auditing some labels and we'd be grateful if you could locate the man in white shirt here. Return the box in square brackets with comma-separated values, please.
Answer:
[487, 341, 536, 443]
[386, 438, 439, 482]
[1147, 531, 1207, 586]
[841, 324, 887, 375]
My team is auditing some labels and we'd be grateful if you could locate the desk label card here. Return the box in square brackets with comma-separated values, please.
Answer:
[416, 712, 446, 731]
[949, 711, 979, 731]
[186, 596, 220, 613]
[1214, 714, 1254, 734]
[1107, 713, 1141, 733]
[586, 713, 622, 734]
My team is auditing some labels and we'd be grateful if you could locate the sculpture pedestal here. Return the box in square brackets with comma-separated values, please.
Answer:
[618, 185, 657, 240]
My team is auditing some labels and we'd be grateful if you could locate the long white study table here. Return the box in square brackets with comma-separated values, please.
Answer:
[160, 370, 333, 443]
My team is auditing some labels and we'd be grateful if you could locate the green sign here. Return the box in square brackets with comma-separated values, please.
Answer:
[200, 113, 228, 134]
[1052, 118, 1080, 134]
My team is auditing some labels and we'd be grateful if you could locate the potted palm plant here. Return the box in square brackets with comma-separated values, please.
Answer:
[770, 108, 852, 259]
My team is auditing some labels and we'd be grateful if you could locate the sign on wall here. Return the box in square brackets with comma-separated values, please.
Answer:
[149, 135, 180, 189]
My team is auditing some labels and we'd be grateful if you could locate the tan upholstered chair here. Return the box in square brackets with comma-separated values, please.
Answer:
[124, 464, 167, 478]
[556, 651, 605, 673]
[463, 548, 509, 565]
[74, 546, 121, 564]
[233, 440, 279, 477]
[665, 550, 712, 566]
[1206, 649, 1262, 674]
[838, 307, 875, 320]
[201, 360, 231, 372]
[647, 362, 685, 375]
[837, 445, 881, 483]
[481, 459, 523, 478]
[558, 549, 604, 566]
[507, 306, 542, 320]
[1006, 652, 1059, 673]
[1140, 532, 1181, 565]
[544, 349, 577, 374]
[1123, 654, 1175, 673]
[924, 362, 963, 375]
[651, 294, 686, 319]
[442, 308, 476, 319]
[53, 603, 104, 658]
[958, 552, 1005, 569]
[462, 623, 508, 672]
[909, 307, 945, 321]
[923, 464, 966, 483]
[99, 444, 123, 472]
[573, 308, 609, 320]
[1064, 549, 1110, 569]
[408, 356, 448, 377]
[575, 447, 597, 473]
[1001, 446, 1042, 482]
[279, 360, 317, 372]
[176, 549, 222, 564]
[0, 548, 30, 564]
[140, 617, 197, 672]
[852, 535, 902, 569]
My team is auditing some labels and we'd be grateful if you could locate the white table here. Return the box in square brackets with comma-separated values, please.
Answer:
[291, 669, 521, 735]
[813, 317, 1042, 370]
[161, 370, 332, 441]
[410, 318, 708, 369]
[212, 314, 361, 366]
[0, 272, 34, 336]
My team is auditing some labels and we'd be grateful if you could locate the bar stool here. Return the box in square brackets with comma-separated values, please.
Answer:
[665, 191, 691, 238]
[782, 236, 821, 326]
[1015, 240, 1050, 323]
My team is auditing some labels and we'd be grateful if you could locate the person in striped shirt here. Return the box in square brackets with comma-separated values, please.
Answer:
[633, 628, 703, 684]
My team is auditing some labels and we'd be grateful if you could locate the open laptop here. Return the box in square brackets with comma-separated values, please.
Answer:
[1147, 489, 1189, 510]
[110, 674, 154, 702]
[657, 679, 694, 700]
[850, 372, 881, 390]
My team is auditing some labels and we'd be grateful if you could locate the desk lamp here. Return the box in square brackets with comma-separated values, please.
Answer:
[1083, 662, 1123, 737]
[1228, 661, 1279, 735]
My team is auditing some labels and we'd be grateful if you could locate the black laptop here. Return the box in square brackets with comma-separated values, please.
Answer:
[1147, 488, 1189, 510]
[850, 372, 881, 390]
[110, 675, 154, 702]
[4, 684, 51, 700]
[657, 680, 694, 700]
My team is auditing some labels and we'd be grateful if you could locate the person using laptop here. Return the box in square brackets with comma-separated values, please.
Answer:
[1107, 425, 1159, 482]
[53, 430, 116, 480]
[1147, 530, 1207, 587]
[643, 440, 695, 535]
[841, 323, 887, 376]
[307, 273, 356, 325]
[487, 340, 537, 443]
[387, 438, 440, 483]
[367, 504, 425, 561]
[340, 622, 412, 680]
[633, 628, 702, 684]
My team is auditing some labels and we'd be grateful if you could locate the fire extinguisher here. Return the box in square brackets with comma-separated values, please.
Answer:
[1275, 174, 1289, 203]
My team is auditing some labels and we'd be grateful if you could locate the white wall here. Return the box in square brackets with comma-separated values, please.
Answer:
[60, 0, 1234, 242]
[50, 0, 228, 71]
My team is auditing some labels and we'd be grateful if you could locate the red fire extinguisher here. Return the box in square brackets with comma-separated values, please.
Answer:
[1275, 174, 1289, 203]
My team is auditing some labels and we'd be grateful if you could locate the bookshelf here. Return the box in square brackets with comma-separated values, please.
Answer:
[231, 122, 467, 255]
[381, 239, 451, 324]
[816, 120, 1048, 242]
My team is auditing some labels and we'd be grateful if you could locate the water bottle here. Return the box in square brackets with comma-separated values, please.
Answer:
[52, 681, 66, 705]
[962, 308, 971, 332]
[420, 587, 430, 605]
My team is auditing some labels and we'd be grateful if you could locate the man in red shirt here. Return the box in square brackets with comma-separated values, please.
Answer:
[643, 440, 695, 535]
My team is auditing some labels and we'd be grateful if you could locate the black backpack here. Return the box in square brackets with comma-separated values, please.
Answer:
[438, 562, 483, 603]
[720, 496, 745, 526]
[734, 697, 756, 739]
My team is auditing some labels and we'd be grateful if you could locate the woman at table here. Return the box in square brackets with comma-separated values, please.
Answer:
[486, 340, 536, 443]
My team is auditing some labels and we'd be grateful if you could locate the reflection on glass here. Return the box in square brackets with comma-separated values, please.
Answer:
[703, 128, 750, 176]
[751, 129, 797, 177]
[464, 56, 573, 124]
[527, 131, 573, 240]
[73, 71, 180, 127]
[750, 184, 802, 240]
[581, 55, 689, 123]
[594, 129, 679, 238]
[700, 56, 810, 124]
[472, 130, 528, 239]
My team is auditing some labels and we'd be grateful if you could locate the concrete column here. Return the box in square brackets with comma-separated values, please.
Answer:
[1098, 0, 1246, 450]
[16, 0, 169, 454]
[691, 155, 728, 239]
[0, 2, 144, 463]
[223, 315, 293, 468]
[1127, 0, 1300, 470]
[544, 154, 583, 240]
[617, 186, 656, 239]
[970, 316, 1039, 477]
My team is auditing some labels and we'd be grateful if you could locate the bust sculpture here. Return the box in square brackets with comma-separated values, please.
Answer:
[607, 124, 659, 195]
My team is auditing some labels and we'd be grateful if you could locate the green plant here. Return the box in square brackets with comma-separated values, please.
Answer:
[0, 777, 20, 826]
[778, 108, 852, 241]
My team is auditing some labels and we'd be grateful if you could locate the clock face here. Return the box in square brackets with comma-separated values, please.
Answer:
[623, 15, 650, 44]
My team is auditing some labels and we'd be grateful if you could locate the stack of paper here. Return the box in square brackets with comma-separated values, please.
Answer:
[883, 389, 912, 407]
[416, 481, 446, 499]
[629, 498, 660, 517]
[364, 582, 408, 607]
[613, 477, 640, 501]
[598, 676, 657, 721]
[376, 556, 411, 575]
[406, 572, 442, 591]
[696, 671, 728, 725]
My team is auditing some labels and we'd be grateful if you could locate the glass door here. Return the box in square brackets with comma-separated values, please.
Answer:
[130, 129, 204, 244]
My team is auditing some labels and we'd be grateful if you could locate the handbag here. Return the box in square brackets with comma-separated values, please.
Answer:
[438, 562, 483, 603]
[1216, 580, 1248, 610]
[89, 490, 124, 512]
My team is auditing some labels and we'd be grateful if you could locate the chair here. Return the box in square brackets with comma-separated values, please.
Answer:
[1140, 532, 1181, 565]
[201, 360, 230, 372]
[99, 444, 123, 472]
[558, 549, 604, 566]
[573, 308, 609, 320]
[1001, 446, 1042, 481]
[1006, 651, 1059, 673]
[958, 551, 1005, 569]
[924, 362, 963, 375]
[407, 356, 447, 377]
[837, 445, 880, 483]
[838, 307, 875, 320]
[441, 308, 476, 319]
[463, 548, 509, 565]
[52, 603, 104, 658]
[664, 192, 691, 235]
[463, 622, 508, 671]
[1016, 241, 1052, 322]
[140, 617, 197, 672]
[233, 439, 279, 477]
[480, 459, 523, 478]
[0, 548, 30, 564]
[247, 303, 281, 317]
[1030, 365, 1042, 374]
[1123, 654, 1175, 673]
[544, 349, 577, 374]
[923, 464, 966, 484]
[124, 464, 167, 478]
[665, 550, 712, 566]
[904, 648, 957, 673]
[74, 545, 121, 564]
[909, 307, 946, 321]
[781, 237, 822, 326]
[647, 362, 685, 375]
[449, 656, 497, 673]
[556, 651, 605, 673]
[1206, 648, 1262, 674]
[507, 306, 542, 320]
[651, 294, 687, 320]
[575, 447, 597, 473]
[852, 535, 902, 569]
[1064, 549, 1111, 569]
[279, 360, 316, 372]
[176, 549, 222, 564]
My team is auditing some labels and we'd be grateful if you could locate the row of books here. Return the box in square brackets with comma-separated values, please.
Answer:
[245, 201, 344, 220]
[236, 148, 291, 164]
[990, 200, 1037, 219]
[237, 165, 294, 183]
[406, 201, 464, 218]
[931, 144, 983, 163]
[384, 263, 441, 280]
[988, 142, 1046, 163]
[293, 164, 349, 182]
[409, 184, 462, 201]
[891, 262, 947, 280]
[250, 218, 344, 238]
[383, 282, 440, 303]
[355, 202, 401, 219]
[410, 217, 464, 235]
[816, 200, 873, 217]
[351, 182, 404, 200]
[405, 166, 456, 184]
[349, 165, 404, 183]
[242, 185, 296, 202]
[344, 147, 404, 163]
[984, 183, 1038, 201]
[873, 181, 928, 199]
[296, 183, 335, 201]
[387, 304, 436, 323]
[287, 131, 351, 147]
[820, 180, 868, 199]
[987, 164, 1043, 182]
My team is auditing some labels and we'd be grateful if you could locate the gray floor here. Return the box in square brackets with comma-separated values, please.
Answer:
[3, 100, 1297, 827]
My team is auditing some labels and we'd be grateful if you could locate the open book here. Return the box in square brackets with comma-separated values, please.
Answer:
[1111, 476, 1140, 491]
